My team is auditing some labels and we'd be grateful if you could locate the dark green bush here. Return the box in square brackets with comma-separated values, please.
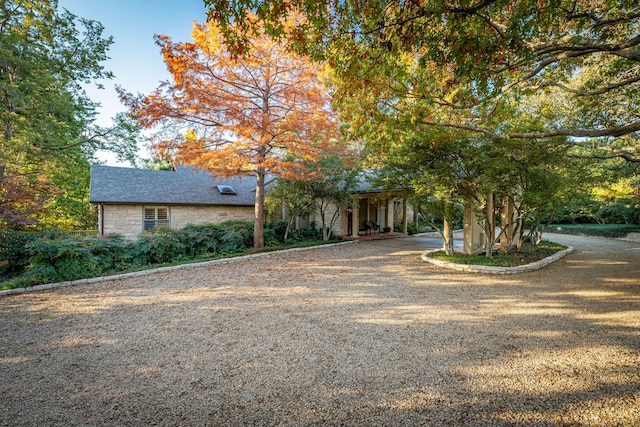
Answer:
[394, 221, 420, 234]
[218, 227, 248, 252]
[177, 224, 223, 257]
[222, 220, 254, 249]
[0, 219, 330, 290]
[266, 220, 289, 243]
[546, 223, 640, 238]
[84, 234, 131, 271]
[0, 230, 38, 273]
[25, 237, 103, 283]
[132, 228, 185, 265]
[0, 229, 67, 273]
[263, 228, 279, 246]
[597, 199, 640, 225]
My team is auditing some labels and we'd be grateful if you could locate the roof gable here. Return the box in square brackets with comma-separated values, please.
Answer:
[89, 165, 257, 206]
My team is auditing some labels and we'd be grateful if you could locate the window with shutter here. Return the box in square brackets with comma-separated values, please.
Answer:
[143, 207, 169, 231]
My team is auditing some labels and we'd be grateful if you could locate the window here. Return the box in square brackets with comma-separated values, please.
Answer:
[144, 207, 169, 231]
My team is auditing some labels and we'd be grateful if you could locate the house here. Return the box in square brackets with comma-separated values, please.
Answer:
[89, 165, 257, 240]
[90, 165, 413, 241]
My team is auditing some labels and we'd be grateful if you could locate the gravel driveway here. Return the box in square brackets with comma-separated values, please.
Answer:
[1, 234, 638, 426]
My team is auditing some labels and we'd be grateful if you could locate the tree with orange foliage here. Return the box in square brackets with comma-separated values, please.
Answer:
[121, 18, 342, 248]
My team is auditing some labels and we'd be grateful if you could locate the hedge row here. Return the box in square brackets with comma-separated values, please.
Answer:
[546, 223, 640, 238]
[0, 220, 322, 289]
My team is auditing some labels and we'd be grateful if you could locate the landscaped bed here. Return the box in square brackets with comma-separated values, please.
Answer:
[426, 240, 567, 267]
[0, 220, 336, 291]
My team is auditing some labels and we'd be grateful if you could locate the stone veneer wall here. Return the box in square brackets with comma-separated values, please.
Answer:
[310, 202, 348, 237]
[171, 205, 254, 230]
[102, 205, 144, 240]
[101, 204, 254, 240]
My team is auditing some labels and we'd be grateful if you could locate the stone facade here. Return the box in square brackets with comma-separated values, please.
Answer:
[310, 202, 349, 237]
[99, 204, 254, 240]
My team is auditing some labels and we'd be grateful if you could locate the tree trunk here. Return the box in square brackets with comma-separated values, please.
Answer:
[254, 170, 265, 248]
[284, 217, 294, 243]
[442, 218, 454, 255]
[485, 193, 495, 258]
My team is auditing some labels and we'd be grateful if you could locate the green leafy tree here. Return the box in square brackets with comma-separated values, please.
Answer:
[265, 178, 314, 243]
[0, 0, 139, 228]
[205, 0, 639, 161]
[375, 126, 483, 255]
[305, 156, 359, 241]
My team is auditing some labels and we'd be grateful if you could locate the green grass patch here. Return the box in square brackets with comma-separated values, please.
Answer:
[426, 240, 567, 267]
[546, 224, 640, 238]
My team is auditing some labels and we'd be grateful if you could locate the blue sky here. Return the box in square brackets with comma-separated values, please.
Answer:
[58, 0, 209, 164]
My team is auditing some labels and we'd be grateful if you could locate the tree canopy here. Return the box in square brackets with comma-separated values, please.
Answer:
[204, 0, 639, 160]
[121, 17, 347, 247]
[0, 0, 138, 229]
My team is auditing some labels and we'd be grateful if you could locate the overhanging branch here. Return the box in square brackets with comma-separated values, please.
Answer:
[418, 119, 640, 139]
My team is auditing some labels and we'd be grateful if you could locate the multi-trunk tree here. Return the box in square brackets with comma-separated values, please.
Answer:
[121, 17, 343, 247]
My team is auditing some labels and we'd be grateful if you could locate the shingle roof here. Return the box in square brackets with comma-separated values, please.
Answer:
[89, 165, 257, 206]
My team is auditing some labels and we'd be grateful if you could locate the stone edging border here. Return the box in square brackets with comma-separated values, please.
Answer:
[0, 241, 355, 297]
[421, 246, 574, 274]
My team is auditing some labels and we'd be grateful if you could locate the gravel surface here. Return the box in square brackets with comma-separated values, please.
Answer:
[1, 233, 639, 426]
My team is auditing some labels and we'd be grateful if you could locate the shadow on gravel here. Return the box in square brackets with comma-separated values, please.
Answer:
[0, 235, 638, 425]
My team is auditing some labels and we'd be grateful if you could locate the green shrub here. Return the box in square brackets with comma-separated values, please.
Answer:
[394, 222, 420, 234]
[266, 220, 289, 243]
[554, 199, 603, 224]
[546, 223, 640, 238]
[25, 237, 103, 283]
[177, 224, 223, 257]
[0, 230, 38, 273]
[0, 229, 67, 274]
[218, 228, 248, 252]
[263, 228, 279, 246]
[597, 199, 640, 225]
[85, 234, 132, 271]
[222, 220, 254, 248]
[0, 219, 333, 289]
[132, 228, 185, 265]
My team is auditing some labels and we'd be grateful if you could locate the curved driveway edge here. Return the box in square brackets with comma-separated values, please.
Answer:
[421, 246, 574, 274]
[0, 241, 355, 297]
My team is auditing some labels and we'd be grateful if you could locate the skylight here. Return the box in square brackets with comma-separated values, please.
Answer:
[217, 185, 237, 195]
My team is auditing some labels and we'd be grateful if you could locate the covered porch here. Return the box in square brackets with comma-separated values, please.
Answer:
[348, 193, 410, 239]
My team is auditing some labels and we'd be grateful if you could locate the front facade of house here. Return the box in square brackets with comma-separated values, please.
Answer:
[90, 165, 256, 240]
[301, 177, 412, 238]
[91, 165, 414, 241]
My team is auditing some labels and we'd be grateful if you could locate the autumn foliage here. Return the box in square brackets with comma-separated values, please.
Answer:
[121, 16, 343, 247]
[0, 170, 59, 230]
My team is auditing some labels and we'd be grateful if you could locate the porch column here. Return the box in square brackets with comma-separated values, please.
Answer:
[402, 198, 408, 234]
[386, 197, 393, 231]
[351, 196, 359, 238]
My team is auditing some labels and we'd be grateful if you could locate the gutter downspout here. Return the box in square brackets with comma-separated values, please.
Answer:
[100, 203, 105, 236]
